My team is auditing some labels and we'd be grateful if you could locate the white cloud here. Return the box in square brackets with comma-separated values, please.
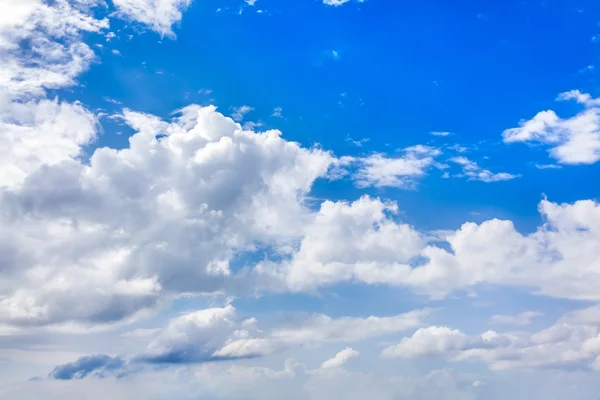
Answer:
[253, 196, 425, 291]
[0, 98, 98, 188]
[323, 0, 350, 6]
[352, 145, 441, 188]
[272, 106, 283, 118]
[430, 131, 452, 137]
[0, 0, 107, 98]
[231, 105, 254, 122]
[449, 156, 519, 182]
[54, 305, 428, 369]
[138, 305, 280, 362]
[382, 326, 484, 359]
[0, 105, 334, 329]
[503, 90, 600, 165]
[534, 163, 562, 170]
[489, 311, 542, 326]
[255, 196, 600, 301]
[321, 347, 359, 369]
[111, 0, 192, 37]
[383, 304, 600, 371]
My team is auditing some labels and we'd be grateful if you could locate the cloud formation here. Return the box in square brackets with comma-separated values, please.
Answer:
[503, 90, 600, 165]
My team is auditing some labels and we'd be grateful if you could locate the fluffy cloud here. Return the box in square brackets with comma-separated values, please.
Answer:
[255, 195, 600, 301]
[320, 347, 359, 369]
[50, 305, 429, 373]
[253, 195, 425, 291]
[0, 98, 98, 188]
[351, 145, 441, 188]
[503, 90, 600, 165]
[449, 156, 519, 182]
[0, 105, 334, 329]
[138, 305, 278, 363]
[0, 0, 107, 98]
[111, 0, 191, 37]
[384, 304, 600, 371]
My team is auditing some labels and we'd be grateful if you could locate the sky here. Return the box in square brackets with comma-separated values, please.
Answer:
[1, 0, 600, 398]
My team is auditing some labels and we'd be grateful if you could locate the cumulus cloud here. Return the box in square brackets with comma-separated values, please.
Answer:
[503, 90, 600, 165]
[50, 305, 429, 372]
[449, 156, 519, 182]
[253, 196, 425, 291]
[351, 145, 441, 188]
[0, 105, 334, 329]
[384, 305, 600, 371]
[0, 0, 107, 98]
[254, 196, 600, 301]
[111, 0, 192, 37]
[320, 347, 359, 369]
[138, 305, 278, 363]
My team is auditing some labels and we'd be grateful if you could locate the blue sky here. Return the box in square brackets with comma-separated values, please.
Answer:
[1, 0, 600, 398]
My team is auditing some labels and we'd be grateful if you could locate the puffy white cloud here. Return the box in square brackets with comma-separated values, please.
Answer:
[382, 326, 487, 359]
[320, 347, 359, 369]
[489, 311, 543, 326]
[255, 195, 600, 301]
[0, 98, 98, 188]
[351, 145, 441, 188]
[0, 104, 334, 329]
[254, 196, 425, 291]
[138, 305, 278, 363]
[503, 90, 600, 165]
[0, 0, 107, 98]
[111, 0, 192, 37]
[449, 156, 519, 182]
[52, 305, 429, 370]
[383, 305, 600, 372]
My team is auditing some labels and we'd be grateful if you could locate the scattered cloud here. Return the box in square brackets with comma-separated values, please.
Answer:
[272, 106, 283, 118]
[323, 0, 350, 6]
[111, 0, 192, 37]
[534, 163, 563, 170]
[351, 145, 441, 188]
[383, 306, 600, 372]
[449, 156, 519, 182]
[231, 105, 255, 121]
[321, 347, 359, 369]
[503, 90, 600, 165]
[345, 135, 370, 147]
[431, 131, 452, 137]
